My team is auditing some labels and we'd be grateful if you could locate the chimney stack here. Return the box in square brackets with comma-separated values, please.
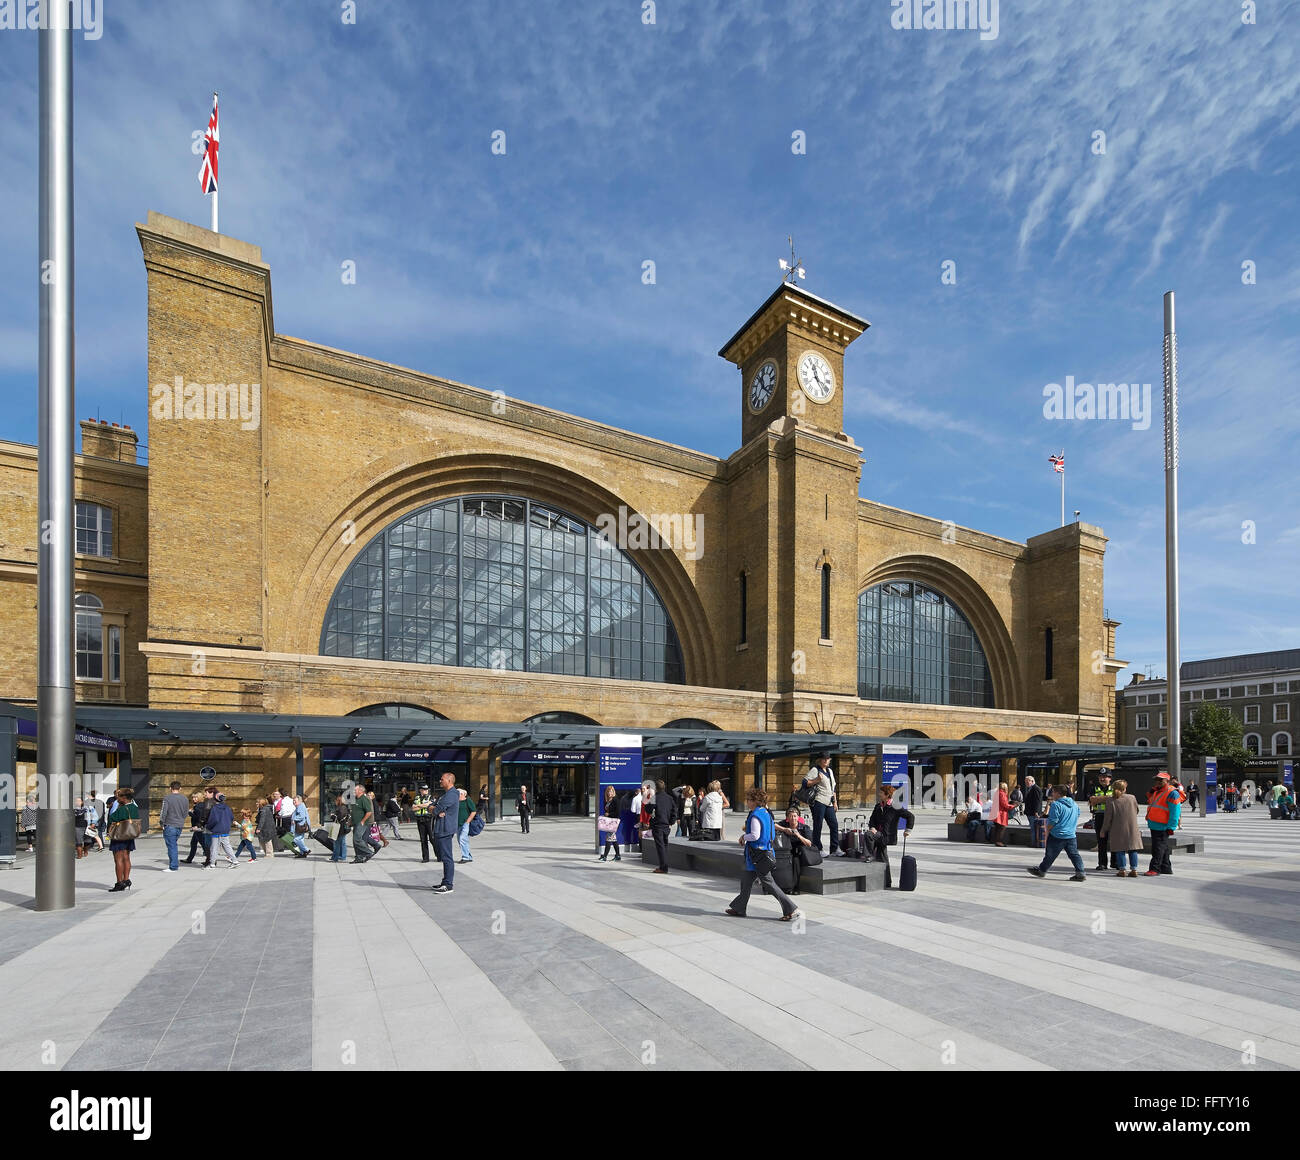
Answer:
[79, 418, 138, 464]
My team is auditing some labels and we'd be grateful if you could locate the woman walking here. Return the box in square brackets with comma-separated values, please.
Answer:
[516, 784, 532, 834]
[675, 784, 694, 837]
[255, 796, 277, 858]
[699, 780, 728, 841]
[724, 787, 801, 922]
[21, 794, 36, 852]
[1100, 777, 1141, 878]
[987, 781, 1012, 847]
[73, 796, 90, 859]
[106, 786, 140, 892]
[329, 793, 351, 862]
[597, 784, 622, 862]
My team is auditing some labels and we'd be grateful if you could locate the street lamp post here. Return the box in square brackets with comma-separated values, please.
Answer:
[1163, 292, 1181, 791]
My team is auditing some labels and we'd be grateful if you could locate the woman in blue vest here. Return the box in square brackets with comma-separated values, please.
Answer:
[724, 786, 802, 921]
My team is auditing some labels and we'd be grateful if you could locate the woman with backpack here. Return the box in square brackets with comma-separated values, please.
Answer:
[724, 786, 801, 922]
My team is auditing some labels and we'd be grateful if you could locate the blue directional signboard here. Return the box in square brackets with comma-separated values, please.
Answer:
[881, 743, 909, 807]
[597, 733, 644, 851]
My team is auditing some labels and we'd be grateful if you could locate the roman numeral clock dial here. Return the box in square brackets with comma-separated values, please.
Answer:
[747, 359, 778, 413]
[797, 351, 835, 404]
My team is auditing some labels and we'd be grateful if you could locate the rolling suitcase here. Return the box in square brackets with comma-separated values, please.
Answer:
[1030, 816, 1049, 848]
[898, 827, 917, 892]
[280, 832, 299, 853]
[312, 827, 335, 853]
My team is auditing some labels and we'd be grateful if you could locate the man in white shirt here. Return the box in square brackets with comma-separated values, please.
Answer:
[801, 755, 842, 857]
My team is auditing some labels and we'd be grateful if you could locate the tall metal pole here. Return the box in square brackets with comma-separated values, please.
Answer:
[1163, 292, 1181, 784]
[36, 17, 77, 910]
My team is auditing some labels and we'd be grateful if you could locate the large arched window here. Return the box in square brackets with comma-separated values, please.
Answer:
[347, 703, 446, 721]
[1272, 732, 1290, 756]
[322, 496, 684, 684]
[858, 581, 993, 707]
[1244, 733, 1261, 756]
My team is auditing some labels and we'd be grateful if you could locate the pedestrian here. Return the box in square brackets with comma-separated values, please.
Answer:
[648, 779, 677, 874]
[106, 786, 140, 892]
[774, 805, 815, 894]
[1025, 785, 1087, 882]
[234, 809, 259, 861]
[699, 780, 727, 842]
[291, 795, 312, 857]
[1023, 775, 1043, 819]
[1087, 771, 1116, 869]
[597, 784, 622, 862]
[83, 791, 104, 851]
[275, 788, 295, 837]
[983, 781, 1010, 847]
[20, 794, 36, 852]
[516, 784, 532, 833]
[677, 783, 695, 837]
[1100, 778, 1141, 878]
[869, 784, 917, 846]
[329, 793, 351, 863]
[963, 790, 985, 841]
[478, 785, 490, 824]
[800, 754, 841, 857]
[1187, 781, 1200, 812]
[350, 783, 378, 863]
[1007, 781, 1024, 824]
[724, 786, 801, 922]
[184, 790, 213, 866]
[1144, 771, 1184, 876]
[430, 771, 460, 894]
[206, 792, 238, 868]
[381, 794, 404, 840]
[255, 796, 278, 857]
[158, 780, 188, 873]
[412, 786, 434, 861]
[457, 787, 477, 864]
[88, 788, 107, 846]
[73, 797, 89, 859]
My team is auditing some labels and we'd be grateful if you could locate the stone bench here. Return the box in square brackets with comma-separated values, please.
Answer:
[945, 823, 1203, 854]
[639, 834, 887, 893]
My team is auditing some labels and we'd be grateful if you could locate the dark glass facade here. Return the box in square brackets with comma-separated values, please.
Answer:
[857, 580, 993, 707]
[322, 496, 684, 683]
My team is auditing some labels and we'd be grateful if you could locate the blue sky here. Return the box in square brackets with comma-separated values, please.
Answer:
[1, 0, 1297, 684]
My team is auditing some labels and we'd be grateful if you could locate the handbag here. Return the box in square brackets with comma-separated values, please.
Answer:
[597, 816, 620, 833]
[468, 815, 485, 837]
[798, 844, 824, 867]
[294, 820, 311, 835]
[955, 810, 969, 825]
[327, 821, 341, 840]
[108, 814, 141, 841]
[748, 843, 776, 875]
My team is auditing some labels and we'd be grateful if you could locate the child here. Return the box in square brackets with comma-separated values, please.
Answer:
[235, 809, 259, 861]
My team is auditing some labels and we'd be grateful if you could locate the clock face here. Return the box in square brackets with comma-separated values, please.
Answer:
[796, 351, 836, 403]
[747, 360, 779, 413]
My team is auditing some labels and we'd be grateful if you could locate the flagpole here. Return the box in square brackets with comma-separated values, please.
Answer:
[1060, 452, 1065, 527]
[1163, 292, 1182, 782]
[210, 92, 218, 234]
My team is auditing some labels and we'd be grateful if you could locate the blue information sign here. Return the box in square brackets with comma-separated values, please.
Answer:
[1284, 760, 1294, 789]
[881, 744, 909, 807]
[597, 734, 644, 851]
[1203, 756, 1217, 814]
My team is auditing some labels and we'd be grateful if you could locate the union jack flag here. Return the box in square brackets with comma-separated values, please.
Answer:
[1049, 453, 1065, 473]
[198, 94, 219, 194]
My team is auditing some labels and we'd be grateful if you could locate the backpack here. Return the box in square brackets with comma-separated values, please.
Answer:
[468, 814, 485, 837]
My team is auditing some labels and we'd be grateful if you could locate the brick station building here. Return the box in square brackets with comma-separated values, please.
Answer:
[0, 212, 1127, 817]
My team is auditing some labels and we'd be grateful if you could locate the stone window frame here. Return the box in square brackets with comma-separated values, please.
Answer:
[1135, 711, 1149, 731]
[1273, 732, 1291, 756]
[74, 499, 116, 560]
[1274, 702, 1290, 723]
[1244, 704, 1261, 726]
[74, 591, 126, 701]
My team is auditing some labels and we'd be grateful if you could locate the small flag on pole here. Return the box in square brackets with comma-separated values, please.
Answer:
[1048, 452, 1065, 473]
[198, 93, 219, 232]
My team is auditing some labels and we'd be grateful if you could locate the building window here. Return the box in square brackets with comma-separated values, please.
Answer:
[1159, 711, 1167, 728]
[75, 593, 104, 679]
[108, 624, 121, 683]
[1136, 712, 1149, 730]
[1218, 687, 1230, 698]
[1136, 694, 1147, 705]
[1245, 734, 1261, 756]
[75, 502, 113, 558]
[1190, 689, 1202, 700]
[820, 565, 831, 640]
[1245, 684, 1259, 696]
[1275, 703, 1290, 723]
[1260, 683, 1274, 695]
[857, 580, 994, 707]
[1274, 732, 1292, 756]
[1044, 627, 1054, 680]
[1135, 738, 1149, 747]
[1158, 737, 1166, 747]
[1245, 705, 1260, 725]
[321, 495, 684, 684]
[738, 572, 747, 645]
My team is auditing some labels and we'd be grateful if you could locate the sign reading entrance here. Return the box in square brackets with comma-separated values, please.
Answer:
[597, 733, 643, 851]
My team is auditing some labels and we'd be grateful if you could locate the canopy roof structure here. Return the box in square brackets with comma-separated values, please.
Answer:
[0, 701, 1164, 767]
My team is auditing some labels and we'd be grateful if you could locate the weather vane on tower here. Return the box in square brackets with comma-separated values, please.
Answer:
[778, 236, 806, 285]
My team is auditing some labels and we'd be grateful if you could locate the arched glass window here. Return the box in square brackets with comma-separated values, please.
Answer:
[661, 718, 720, 730]
[322, 496, 684, 684]
[75, 593, 104, 680]
[1245, 733, 1261, 756]
[525, 711, 600, 726]
[1272, 732, 1291, 756]
[347, 703, 446, 720]
[820, 564, 831, 640]
[1135, 738, 1149, 747]
[858, 581, 993, 707]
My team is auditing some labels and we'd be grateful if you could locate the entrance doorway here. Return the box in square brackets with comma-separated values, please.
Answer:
[501, 761, 595, 816]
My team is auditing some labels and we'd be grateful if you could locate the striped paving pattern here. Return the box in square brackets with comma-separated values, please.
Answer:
[0, 808, 1294, 1070]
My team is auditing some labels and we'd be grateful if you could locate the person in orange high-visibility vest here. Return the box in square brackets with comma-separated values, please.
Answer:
[1144, 772, 1185, 876]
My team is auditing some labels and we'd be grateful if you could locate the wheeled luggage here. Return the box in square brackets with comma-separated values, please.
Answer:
[766, 832, 797, 894]
[280, 832, 299, 852]
[312, 827, 335, 853]
[1030, 816, 1049, 848]
[898, 828, 917, 892]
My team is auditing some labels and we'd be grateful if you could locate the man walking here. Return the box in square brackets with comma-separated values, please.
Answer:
[801, 754, 841, 857]
[290, 794, 312, 857]
[412, 786, 434, 862]
[648, 779, 677, 874]
[351, 783, 378, 863]
[381, 794, 404, 840]
[159, 780, 188, 873]
[1026, 785, 1087, 881]
[430, 771, 460, 894]
[457, 788, 477, 864]
[1145, 771, 1184, 876]
[206, 792, 238, 868]
[1088, 770, 1116, 871]
[185, 787, 216, 866]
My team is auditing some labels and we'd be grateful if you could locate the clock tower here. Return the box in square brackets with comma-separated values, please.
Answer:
[719, 282, 868, 447]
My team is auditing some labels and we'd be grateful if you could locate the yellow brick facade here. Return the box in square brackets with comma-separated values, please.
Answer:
[0, 211, 1124, 814]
